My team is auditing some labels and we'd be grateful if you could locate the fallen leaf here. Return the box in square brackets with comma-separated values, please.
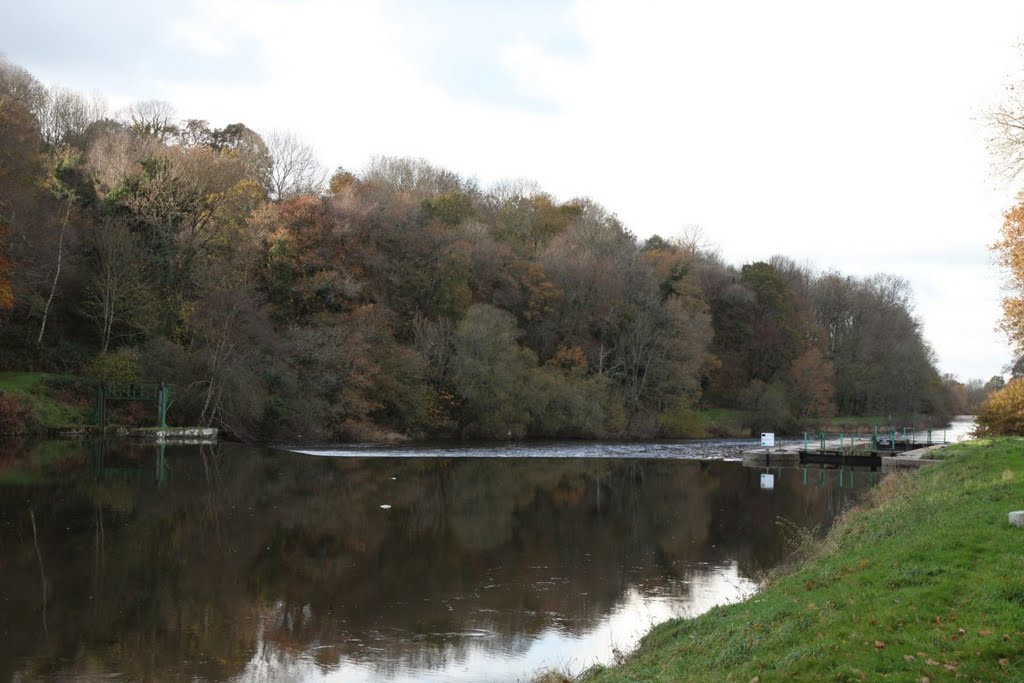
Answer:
[958, 628, 966, 636]
[979, 629, 992, 636]
[1000, 658, 1009, 667]
[926, 659, 940, 666]
[875, 641, 886, 649]
[904, 655, 916, 662]
[919, 677, 930, 683]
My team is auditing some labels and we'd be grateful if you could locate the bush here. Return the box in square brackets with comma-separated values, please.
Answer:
[0, 395, 37, 434]
[83, 348, 141, 383]
[742, 379, 797, 434]
[659, 404, 708, 438]
[974, 377, 1024, 435]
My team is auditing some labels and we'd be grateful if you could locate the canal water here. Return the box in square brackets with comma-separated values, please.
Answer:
[0, 438, 876, 682]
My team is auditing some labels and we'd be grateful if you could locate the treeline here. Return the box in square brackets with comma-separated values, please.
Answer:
[0, 58, 964, 440]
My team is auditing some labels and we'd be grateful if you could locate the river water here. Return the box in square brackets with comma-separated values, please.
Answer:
[0, 438, 880, 682]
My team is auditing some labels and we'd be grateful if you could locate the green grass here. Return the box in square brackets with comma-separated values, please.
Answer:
[576, 438, 1024, 682]
[0, 371, 90, 429]
[699, 408, 749, 437]
[823, 415, 889, 428]
[695, 411, 915, 438]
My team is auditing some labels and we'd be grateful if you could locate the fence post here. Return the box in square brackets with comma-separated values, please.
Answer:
[158, 382, 168, 429]
[99, 381, 107, 432]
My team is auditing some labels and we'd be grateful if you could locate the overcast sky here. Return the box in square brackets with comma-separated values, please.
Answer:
[4, 0, 1024, 382]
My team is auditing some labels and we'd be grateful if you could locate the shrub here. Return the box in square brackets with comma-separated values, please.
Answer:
[974, 377, 1024, 435]
[742, 379, 797, 434]
[83, 348, 141, 384]
[659, 404, 708, 438]
[0, 395, 37, 434]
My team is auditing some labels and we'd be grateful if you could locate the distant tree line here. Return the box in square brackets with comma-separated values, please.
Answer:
[0, 58, 965, 440]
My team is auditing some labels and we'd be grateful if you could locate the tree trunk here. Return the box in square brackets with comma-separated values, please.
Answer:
[37, 200, 71, 345]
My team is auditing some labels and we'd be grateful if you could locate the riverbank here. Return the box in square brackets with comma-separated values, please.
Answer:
[562, 438, 1024, 682]
[0, 372, 88, 433]
[0, 371, 953, 444]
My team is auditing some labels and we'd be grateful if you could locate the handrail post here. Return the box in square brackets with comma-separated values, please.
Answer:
[158, 382, 168, 429]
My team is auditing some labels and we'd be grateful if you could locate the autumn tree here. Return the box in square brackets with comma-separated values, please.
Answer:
[451, 304, 537, 438]
[992, 192, 1024, 350]
[0, 63, 43, 313]
[975, 377, 1024, 435]
[808, 271, 942, 418]
[973, 61, 1024, 432]
[0, 57, 959, 438]
[103, 141, 259, 332]
[0, 228, 12, 310]
[81, 219, 155, 351]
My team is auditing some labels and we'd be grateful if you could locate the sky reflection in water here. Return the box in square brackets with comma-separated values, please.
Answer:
[0, 439, 876, 682]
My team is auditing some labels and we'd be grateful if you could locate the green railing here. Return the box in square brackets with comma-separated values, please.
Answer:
[94, 382, 174, 428]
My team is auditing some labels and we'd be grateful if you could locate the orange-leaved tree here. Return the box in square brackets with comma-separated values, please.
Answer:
[979, 193, 1024, 434]
[974, 376, 1024, 436]
[992, 191, 1024, 349]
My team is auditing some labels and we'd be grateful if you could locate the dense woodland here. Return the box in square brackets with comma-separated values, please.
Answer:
[0, 58, 971, 440]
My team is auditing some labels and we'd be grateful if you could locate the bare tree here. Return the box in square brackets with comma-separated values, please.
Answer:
[987, 46, 1024, 179]
[264, 130, 325, 200]
[487, 177, 543, 204]
[988, 98, 1024, 179]
[364, 155, 466, 197]
[37, 85, 107, 147]
[118, 99, 177, 141]
[411, 313, 456, 387]
[672, 224, 717, 258]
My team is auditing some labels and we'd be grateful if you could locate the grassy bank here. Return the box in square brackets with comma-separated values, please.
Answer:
[0, 372, 89, 431]
[695, 411, 949, 439]
[572, 438, 1024, 682]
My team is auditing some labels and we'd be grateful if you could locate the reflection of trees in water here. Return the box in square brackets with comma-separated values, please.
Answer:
[0, 442, 867, 681]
